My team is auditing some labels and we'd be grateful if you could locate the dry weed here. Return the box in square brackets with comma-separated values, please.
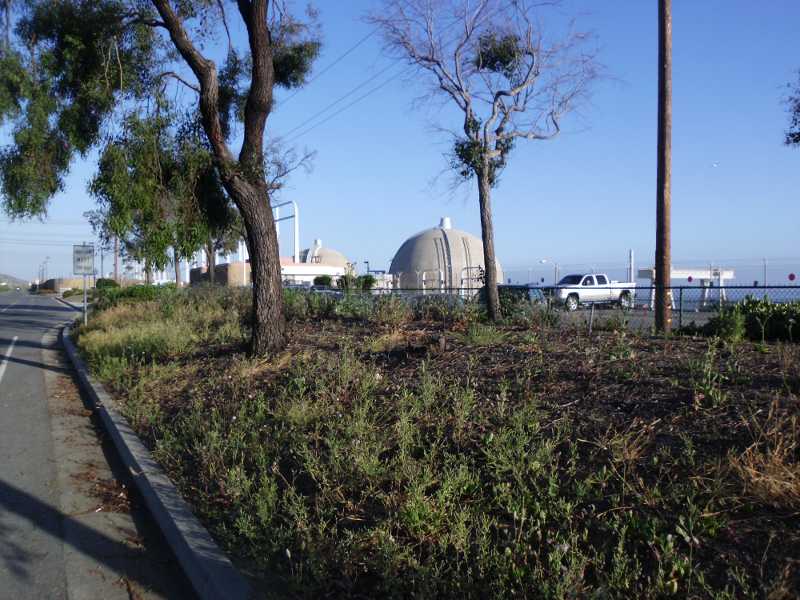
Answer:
[730, 401, 800, 510]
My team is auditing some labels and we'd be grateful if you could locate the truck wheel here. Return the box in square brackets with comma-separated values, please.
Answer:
[619, 291, 633, 310]
[565, 294, 579, 311]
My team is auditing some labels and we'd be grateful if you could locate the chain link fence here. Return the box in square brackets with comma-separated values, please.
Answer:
[292, 283, 800, 334]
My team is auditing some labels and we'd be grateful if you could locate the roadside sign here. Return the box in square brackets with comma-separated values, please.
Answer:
[73, 244, 94, 276]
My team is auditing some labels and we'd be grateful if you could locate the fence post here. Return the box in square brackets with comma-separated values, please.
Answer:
[588, 303, 595, 335]
[678, 287, 683, 330]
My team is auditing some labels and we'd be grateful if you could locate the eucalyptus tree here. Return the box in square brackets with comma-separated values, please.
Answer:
[371, 0, 599, 320]
[89, 110, 237, 286]
[0, 0, 320, 354]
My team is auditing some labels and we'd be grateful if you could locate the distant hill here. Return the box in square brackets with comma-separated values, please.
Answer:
[0, 273, 28, 289]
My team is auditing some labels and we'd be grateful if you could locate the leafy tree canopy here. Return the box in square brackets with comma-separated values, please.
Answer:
[0, 0, 320, 220]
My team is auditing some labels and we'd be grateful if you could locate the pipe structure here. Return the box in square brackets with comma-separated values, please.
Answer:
[628, 249, 635, 283]
[272, 200, 300, 263]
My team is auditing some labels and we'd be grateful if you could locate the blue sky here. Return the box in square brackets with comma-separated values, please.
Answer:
[1, 0, 798, 284]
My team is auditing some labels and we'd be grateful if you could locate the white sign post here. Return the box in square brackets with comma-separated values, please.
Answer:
[73, 244, 94, 325]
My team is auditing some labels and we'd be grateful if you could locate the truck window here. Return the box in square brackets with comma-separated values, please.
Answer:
[595, 275, 608, 285]
[558, 275, 583, 285]
[582, 276, 595, 286]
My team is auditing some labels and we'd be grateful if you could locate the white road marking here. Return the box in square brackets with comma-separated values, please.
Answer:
[0, 297, 21, 313]
[0, 336, 18, 384]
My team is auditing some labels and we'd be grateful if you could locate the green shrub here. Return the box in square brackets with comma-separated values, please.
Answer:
[337, 273, 357, 291]
[307, 291, 338, 319]
[96, 278, 119, 289]
[283, 288, 309, 321]
[413, 295, 461, 323]
[313, 275, 332, 287]
[371, 295, 412, 328]
[95, 284, 179, 311]
[461, 322, 506, 345]
[699, 297, 800, 343]
[357, 274, 376, 291]
[335, 293, 372, 321]
[704, 305, 746, 343]
[62, 287, 85, 298]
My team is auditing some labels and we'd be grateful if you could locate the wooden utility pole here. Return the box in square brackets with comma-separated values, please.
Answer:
[655, 0, 672, 333]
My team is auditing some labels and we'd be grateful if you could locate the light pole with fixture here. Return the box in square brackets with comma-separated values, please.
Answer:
[539, 258, 559, 285]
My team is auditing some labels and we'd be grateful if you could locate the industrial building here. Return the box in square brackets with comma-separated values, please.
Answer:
[389, 217, 501, 293]
[188, 238, 351, 286]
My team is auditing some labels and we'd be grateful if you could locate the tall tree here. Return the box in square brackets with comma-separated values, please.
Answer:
[0, 0, 320, 355]
[371, 0, 598, 321]
[785, 70, 800, 147]
[89, 111, 234, 286]
[655, 0, 672, 333]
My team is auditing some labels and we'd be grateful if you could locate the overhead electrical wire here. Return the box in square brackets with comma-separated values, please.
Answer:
[277, 20, 467, 142]
[280, 28, 378, 105]
[290, 66, 412, 141]
[280, 62, 405, 138]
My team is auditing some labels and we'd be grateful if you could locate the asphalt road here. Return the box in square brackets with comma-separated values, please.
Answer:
[0, 291, 191, 600]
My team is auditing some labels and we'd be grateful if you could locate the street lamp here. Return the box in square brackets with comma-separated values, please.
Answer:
[539, 258, 560, 285]
[364, 260, 370, 275]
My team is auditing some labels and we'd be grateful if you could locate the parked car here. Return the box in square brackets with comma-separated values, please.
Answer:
[543, 274, 635, 311]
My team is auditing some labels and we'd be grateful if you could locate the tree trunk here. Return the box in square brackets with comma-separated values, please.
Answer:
[655, 0, 672, 333]
[205, 242, 216, 285]
[113, 236, 119, 282]
[174, 251, 182, 287]
[230, 179, 285, 355]
[477, 168, 500, 322]
[151, 0, 285, 355]
[145, 261, 152, 285]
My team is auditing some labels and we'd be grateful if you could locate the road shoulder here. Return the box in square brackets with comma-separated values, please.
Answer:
[41, 324, 192, 599]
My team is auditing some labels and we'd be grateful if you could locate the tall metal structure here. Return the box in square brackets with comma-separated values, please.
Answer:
[272, 200, 300, 264]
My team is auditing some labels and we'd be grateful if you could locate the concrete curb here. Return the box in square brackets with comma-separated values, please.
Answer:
[54, 296, 83, 312]
[61, 326, 253, 600]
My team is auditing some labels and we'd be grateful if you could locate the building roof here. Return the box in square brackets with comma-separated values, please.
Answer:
[389, 217, 502, 289]
[298, 239, 349, 268]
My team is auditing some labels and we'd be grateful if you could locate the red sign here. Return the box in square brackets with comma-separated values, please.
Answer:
[687, 276, 693, 283]
[790, 273, 797, 282]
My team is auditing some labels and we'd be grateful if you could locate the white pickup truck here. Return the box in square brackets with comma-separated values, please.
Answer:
[544, 274, 636, 311]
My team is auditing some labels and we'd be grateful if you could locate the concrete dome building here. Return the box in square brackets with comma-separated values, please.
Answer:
[389, 217, 502, 292]
[299, 239, 349, 269]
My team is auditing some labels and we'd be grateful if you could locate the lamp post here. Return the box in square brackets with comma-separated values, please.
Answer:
[539, 259, 559, 285]
[364, 260, 370, 275]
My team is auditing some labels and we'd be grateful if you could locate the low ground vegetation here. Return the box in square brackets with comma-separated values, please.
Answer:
[76, 286, 800, 599]
[701, 297, 800, 343]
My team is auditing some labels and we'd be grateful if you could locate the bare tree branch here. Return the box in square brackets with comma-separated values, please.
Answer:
[216, 0, 233, 52]
[156, 70, 200, 93]
[151, 0, 235, 167]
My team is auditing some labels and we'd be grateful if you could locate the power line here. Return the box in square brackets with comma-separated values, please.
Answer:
[280, 61, 400, 138]
[277, 20, 467, 143]
[281, 29, 378, 105]
[291, 67, 411, 141]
